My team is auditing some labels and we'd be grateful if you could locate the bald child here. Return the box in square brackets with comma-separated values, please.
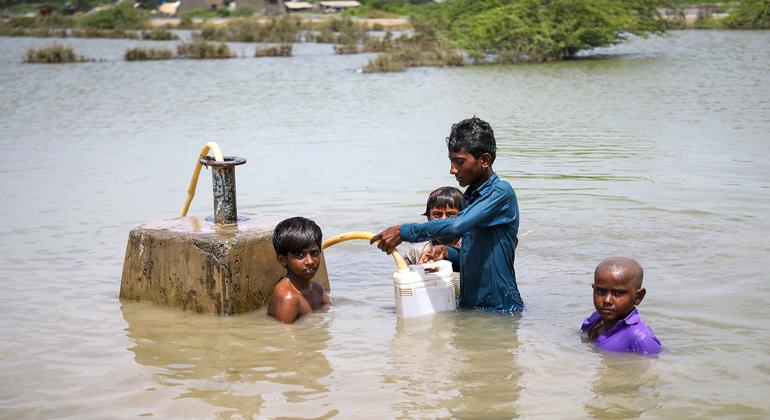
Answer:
[581, 257, 661, 354]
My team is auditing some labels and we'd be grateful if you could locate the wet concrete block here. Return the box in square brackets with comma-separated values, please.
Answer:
[119, 215, 329, 315]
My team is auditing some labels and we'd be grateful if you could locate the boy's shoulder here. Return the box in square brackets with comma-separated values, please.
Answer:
[271, 277, 300, 298]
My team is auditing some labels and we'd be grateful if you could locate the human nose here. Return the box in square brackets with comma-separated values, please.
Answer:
[450, 163, 458, 175]
[602, 294, 613, 307]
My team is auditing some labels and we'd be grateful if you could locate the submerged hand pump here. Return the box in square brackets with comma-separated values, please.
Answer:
[180, 141, 246, 224]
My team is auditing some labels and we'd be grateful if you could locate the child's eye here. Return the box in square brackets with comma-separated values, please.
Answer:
[310, 250, 320, 257]
[611, 290, 626, 296]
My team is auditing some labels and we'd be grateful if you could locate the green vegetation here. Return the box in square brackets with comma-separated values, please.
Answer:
[141, 29, 179, 40]
[125, 46, 175, 60]
[334, 43, 359, 54]
[362, 31, 395, 52]
[363, 35, 463, 72]
[344, 0, 431, 17]
[25, 43, 89, 63]
[311, 17, 368, 44]
[416, 0, 669, 62]
[77, 1, 149, 29]
[177, 40, 235, 58]
[0, 26, 68, 37]
[198, 16, 302, 43]
[723, 0, 770, 28]
[71, 28, 139, 38]
[0, 0, 113, 15]
[179, 5, 256, 19]
[254, 44, 293, 57]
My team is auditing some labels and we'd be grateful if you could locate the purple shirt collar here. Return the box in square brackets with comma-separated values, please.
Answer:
[582, 308, 661, 354]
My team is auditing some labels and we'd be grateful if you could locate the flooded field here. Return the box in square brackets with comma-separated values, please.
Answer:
[1, 30, 769, 418]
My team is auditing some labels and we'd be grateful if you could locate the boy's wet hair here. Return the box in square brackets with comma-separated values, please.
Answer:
[423, 186, 464, 216]
[272, 217, 323, 256]
[446, 116, 496, 163]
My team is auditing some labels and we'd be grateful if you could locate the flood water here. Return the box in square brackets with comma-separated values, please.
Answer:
[1, 30, 769, 418]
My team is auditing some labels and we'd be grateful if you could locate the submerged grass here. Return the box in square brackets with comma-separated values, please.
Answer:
[311, 17, 368, 44]
[141, 30, 179, 40]
[198, 16, 302, 43]
[254, 44, 293, 57]
[363, 36, 463, 73]
[0, 27, 68, 37]
[25, 43, 89, 63]
[334, 43, 359, 54]
[125, 46, 175, 61]
[177, 40, 235, 59]
[70, 28, 139, 39]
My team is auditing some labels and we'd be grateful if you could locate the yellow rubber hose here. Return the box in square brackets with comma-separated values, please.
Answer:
[179, 142, 224, 217]
[322, 231, 408, 271]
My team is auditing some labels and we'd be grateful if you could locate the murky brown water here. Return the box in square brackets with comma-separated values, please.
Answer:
[1, 30, 769, 418]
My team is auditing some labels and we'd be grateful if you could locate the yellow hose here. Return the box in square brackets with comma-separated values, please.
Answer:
[322, 231, 408, 271]
[179, 142, 224, 217]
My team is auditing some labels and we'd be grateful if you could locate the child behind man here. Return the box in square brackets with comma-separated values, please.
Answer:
[268, 217, 331, 324]
[403, 186, 464, 265]
[582, 257, 661, 354]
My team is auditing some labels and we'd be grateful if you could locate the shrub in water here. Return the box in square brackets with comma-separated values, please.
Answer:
[254, 44, 293, 57]
[198, 16, 302, 43]
[70, 28, 139, 39]
[25, 44, 88, 63]
[141, 30, 179, 40]
[177, 40, 235, 59]
[334, 43, 359, 54]
[125, 46, 175, 60]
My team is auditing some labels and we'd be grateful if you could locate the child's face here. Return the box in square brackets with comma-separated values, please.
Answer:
[280, 244, 321, 282]
[449, 149, 491, 188]
[427, 206, 460, 221]
[592, 269, 645, 323]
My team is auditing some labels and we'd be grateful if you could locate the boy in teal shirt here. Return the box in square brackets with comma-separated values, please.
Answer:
[372, 117, 523, 312]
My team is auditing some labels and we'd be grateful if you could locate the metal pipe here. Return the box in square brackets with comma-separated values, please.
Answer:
[200, 156, 247, 224]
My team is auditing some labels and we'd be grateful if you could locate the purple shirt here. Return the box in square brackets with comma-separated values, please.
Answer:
[581, 308, 661, 354]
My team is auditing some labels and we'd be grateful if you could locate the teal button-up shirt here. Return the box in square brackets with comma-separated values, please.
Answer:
[400, 173, 523, 312]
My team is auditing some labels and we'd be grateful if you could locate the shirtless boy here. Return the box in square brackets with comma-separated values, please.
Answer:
[268, 217, 331, 324]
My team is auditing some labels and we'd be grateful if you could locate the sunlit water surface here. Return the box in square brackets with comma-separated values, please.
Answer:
[1, 30, 769, 418]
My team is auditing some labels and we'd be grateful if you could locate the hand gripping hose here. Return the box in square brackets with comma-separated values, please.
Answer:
[179, 142, 224, 217]
[322, 231, 408, 271]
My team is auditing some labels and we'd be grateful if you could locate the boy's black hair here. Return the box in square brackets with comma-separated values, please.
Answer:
[423, 186, 464, 216]
[272, 217, 323, 256]
[446, 116, 496, 163]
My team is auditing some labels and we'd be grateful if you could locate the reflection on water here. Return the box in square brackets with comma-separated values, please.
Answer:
[584, 354, 660, 419]
[122, 301, 336, 418]
[1, 30, 770, 417]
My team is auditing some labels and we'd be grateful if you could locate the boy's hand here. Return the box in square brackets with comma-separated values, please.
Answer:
[370, 225, 402, 254]
[418, 245, 447, 264]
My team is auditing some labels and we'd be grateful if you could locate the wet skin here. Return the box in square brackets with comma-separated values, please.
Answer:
[268, 244, 331, 324]
[588, 268, 646, 340]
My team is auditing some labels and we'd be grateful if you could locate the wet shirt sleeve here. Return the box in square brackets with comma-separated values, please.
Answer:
[400, 184, 516, 244]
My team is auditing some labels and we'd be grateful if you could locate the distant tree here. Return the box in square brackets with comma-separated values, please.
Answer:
[723, 0, 770, 29]
[418, 0, 670, 61]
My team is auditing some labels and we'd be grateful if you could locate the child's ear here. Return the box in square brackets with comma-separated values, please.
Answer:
[480, 153, 493, 168]
[634, 288, 646, 305]
[276, 254, 287, 268]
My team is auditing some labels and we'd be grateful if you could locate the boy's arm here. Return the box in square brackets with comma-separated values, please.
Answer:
[402, 186, 515, 244]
